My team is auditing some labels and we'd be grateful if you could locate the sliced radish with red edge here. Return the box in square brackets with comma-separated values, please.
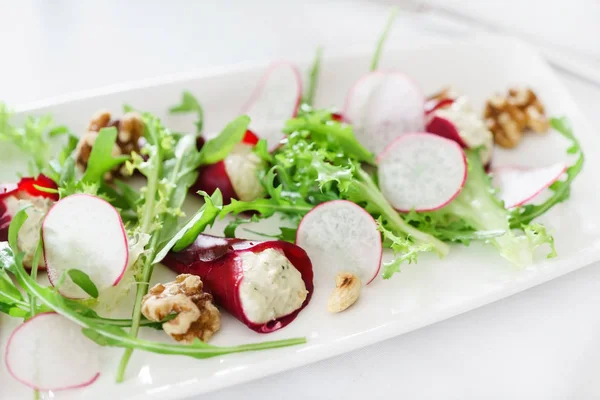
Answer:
[243, 62, 302, 151]
[343, 71, 425, 155]
[43, 194, 129, 299]
[295, 200, 382, 286]
[377, 133, 467, 212]
[425, 97, 454, 114]
[492, 163, 567, 208]
[5, 312, 100, 391]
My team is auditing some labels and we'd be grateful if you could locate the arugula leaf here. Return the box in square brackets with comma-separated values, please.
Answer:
[118, 111, 221, 380]
[224, 215, 261, 238]
[510, 117, 584, 227]
[83, 328, 304, 359]
[370, 7, 398, 71]
[0, 269, 26, 307]
[243, 226, 298, 243]
[154, 190, 222, 261]
[8, 206, 29, 251]
[2, 220, 306, 369]
[67, 269, 99, 299]
[303, 47, 322, 106]
[169, 91, 204, 133]
[82, 127, 130, 183]
[197, 115, 251, 166]
[3, 305, 29, 318]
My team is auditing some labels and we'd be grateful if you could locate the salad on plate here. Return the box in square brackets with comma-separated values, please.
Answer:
[0, 10, 584, 397]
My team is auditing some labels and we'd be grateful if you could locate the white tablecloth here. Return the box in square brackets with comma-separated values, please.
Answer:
[1, 1, 600, 398]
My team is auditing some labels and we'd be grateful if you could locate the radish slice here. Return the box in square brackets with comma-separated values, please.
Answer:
[243, 62, 302, 151]
[343, 71, 425, 155]
[5, 312, 100, 391]
[295, 200, 382, 286]
[492, 163, 567, 208]
[425, 97, 454, 114]
[377, 133, 467, 212]
[43, 194, 129, 299]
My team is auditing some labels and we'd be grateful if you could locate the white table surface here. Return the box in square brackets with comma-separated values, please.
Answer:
[1, 1, 600, 399]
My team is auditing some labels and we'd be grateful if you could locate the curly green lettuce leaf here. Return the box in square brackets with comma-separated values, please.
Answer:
[509, 116, 584, 227]
[377, 218, 435, 279]
[284, 108, 374, 163]
[404, 210, 506, 244]
[222, 111, 448, 266]
[0, 103, 72, 175]
[441, 150, 554, 266]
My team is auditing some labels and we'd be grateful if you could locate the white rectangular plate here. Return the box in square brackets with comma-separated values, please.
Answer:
[2, 36, 600, 400]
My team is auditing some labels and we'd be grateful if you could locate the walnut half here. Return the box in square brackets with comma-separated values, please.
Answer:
[484, 87, 549, 149]
[75, 110, 145, 179]
[141, 274, 221, 343]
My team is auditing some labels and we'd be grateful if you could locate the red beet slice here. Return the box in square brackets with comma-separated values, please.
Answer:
[163, 234, 313, 333]
[192, 130, 260, 204]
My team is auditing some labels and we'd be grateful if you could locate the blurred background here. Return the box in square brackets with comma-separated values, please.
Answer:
[1, 1, 599, 399]
[0, 0, 598, 105]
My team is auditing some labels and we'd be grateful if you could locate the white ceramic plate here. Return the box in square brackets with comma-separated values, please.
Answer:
[2, 36, 600, 400]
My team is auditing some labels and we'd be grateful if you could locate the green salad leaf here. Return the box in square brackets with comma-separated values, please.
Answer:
[303, 47, 322, 107]
[197, 115, 251, 166]
[370, 7, 398, 71]
[67, 269, 99, 299]
[1, 213, 306, 371]
[221, 107, 449, 270]
[82, 127, 130, 183]
[154, 190, 222, 261]
[169, 91, 204, 133]
[509, 116, 584, 227]
[0, 103, 70, 175]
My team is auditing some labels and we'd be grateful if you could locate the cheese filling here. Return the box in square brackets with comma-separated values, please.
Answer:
[435, 97, 493, 164]
[238, 248, 308, 324]
[224, 143, 266, 202]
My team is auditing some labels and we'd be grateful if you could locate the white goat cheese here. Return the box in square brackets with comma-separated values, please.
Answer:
[224, 143, 266, 202]
[434, 97, 494, 164]
[238, 248, 308, 324]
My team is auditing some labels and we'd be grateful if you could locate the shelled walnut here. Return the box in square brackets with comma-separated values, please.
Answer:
[142, 274, 221, 343]
[484, 88, 549, 148]
[75, 110, 145, 179]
